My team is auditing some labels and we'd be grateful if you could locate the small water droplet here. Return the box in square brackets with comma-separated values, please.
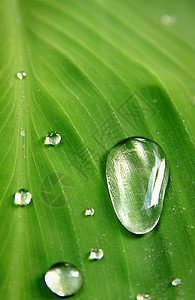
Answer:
[106, 137, 169, 234]
[16, 71, 27, 80]
[89, 248, 104, 260]
[20, 130, 25, 136]
[45, 132, 61, 145]
[172, 278, 182, 286]
[84, 208, 95, 216]
[136, 293, 151, 300]
[44, 262, 83, 297]
[14, 189, 32, 206]
[161, 15, 176, 26]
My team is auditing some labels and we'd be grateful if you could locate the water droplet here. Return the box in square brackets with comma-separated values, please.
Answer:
[45, 132, 61, 145]
[20, 130, 25, 136]
[136, 294, 151, 300]
[161, 15, 176, 26]
[44, 262, 83, 297]
[16, 71, 27, 80]
[14, 189, 32, 206]
[84, 208, 95, 216]
[172, 278, 182, 286]
[89, 248, 104, 260]
[106, 137, 169, 234]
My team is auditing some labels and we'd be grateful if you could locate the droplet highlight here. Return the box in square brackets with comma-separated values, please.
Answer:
[172, 278, 182, 286]
[136, 294, 151, 300]
[44, 262, 83, 297]
[106, 137, 169, 234]
[89, 248, 104, 260]
[16, 71, 27, 80]
[84, 208, 95, 216]
[45, 132, 61, 145]
[14, 189, 32, 206]
[161, 15, 177, 26]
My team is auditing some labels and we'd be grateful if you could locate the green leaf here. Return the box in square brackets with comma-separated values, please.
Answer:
[0, 0, 194, 299]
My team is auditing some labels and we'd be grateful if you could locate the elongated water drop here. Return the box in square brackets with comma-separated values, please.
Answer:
[14, 189, 32, 205]
[106, 137, 169, 234]
[45, 132, 61, 145]
[16, 71, 27, 80]
[44, 262, 83, 297]
[172, 278, 182, 286]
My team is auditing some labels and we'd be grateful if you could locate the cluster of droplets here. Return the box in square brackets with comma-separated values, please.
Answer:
[13, 83, 173, 300]
[16, 71, 27, 80]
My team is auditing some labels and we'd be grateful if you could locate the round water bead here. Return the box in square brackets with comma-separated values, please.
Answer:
[45, 132, 61, 145]
[14, 189, 32, 206]
[89, 248, 104, 260]
[106, 137, 169, 234]
[84, 208, 95, 216]
[44, 262, 83, 297]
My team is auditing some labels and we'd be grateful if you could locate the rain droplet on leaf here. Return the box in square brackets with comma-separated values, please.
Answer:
[45, 132, 61, 145]
[88, 248, 104, 260]
[20, 130, 25, 136]
[172, 278, 182, 286]
[14, 189, 32, 206]
[161, 15, 176, 26]
[44, 262, 83, 297]
[106, 137, 169, 234]
[16, 71, 27, 80]
[136, 294, 151, 300]
[84, 208, 95, 216]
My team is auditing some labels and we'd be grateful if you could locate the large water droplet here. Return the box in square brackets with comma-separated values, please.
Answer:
[106, 137, 169, 234]
[88, 248, 104, 260]
[136, 294, 151, 300]
[44, 262, 83, 297]
[14, 189, 32, 206]
[16, 71, 27, 80]
[45, 132, 61, 145]
[172, 278, 182, 286]
[84, 208, 95, 216]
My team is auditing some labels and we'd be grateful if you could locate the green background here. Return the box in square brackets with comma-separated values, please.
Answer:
[0, 0, 194, 299]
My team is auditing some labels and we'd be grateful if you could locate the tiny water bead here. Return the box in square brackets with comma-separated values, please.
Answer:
[136, 294, 151, 300]
[44, 262, 83, 297]
[106, 137, 169, 234]
[16, 71, 27, 80]
[84, 208, 95, 216]
[161, 15, 177, 26]
[45, 132, 61, 145]
[20, 130, 25, 136]
[14, 189, 32, 206]
[172, 278, 182, 286]
[88, 248, 104, 260]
